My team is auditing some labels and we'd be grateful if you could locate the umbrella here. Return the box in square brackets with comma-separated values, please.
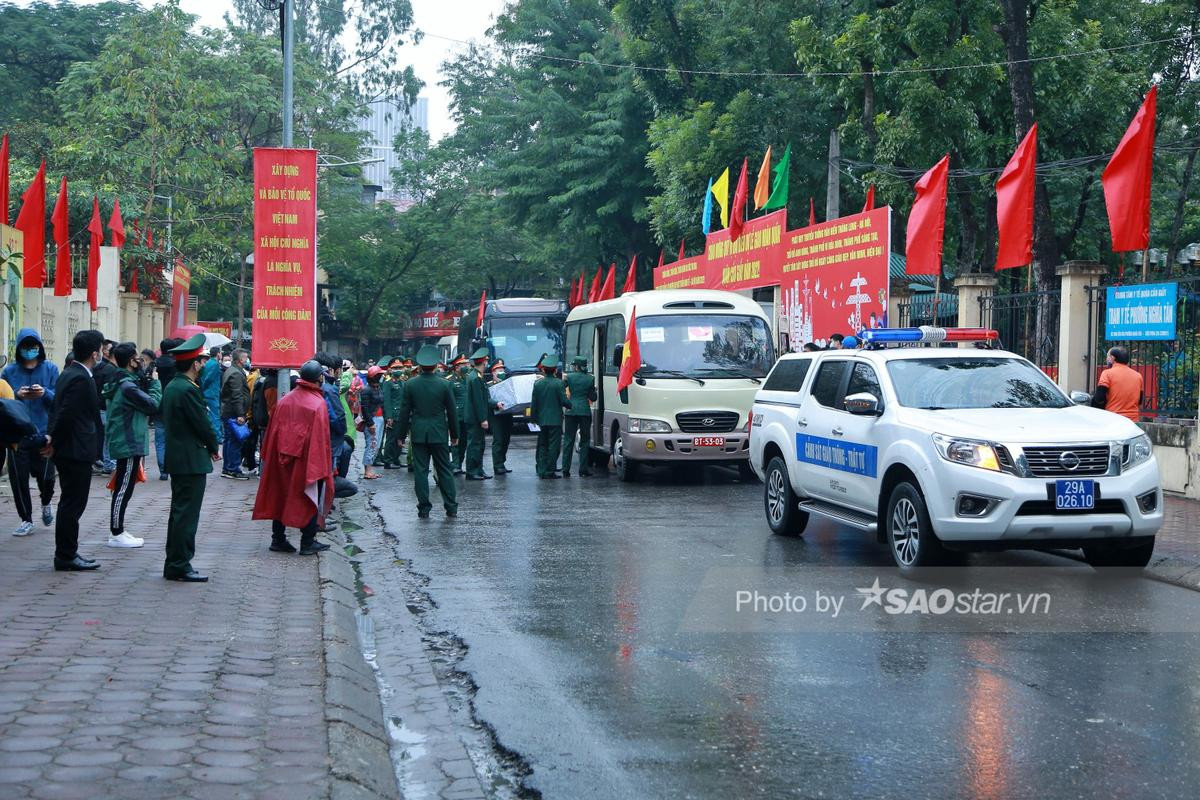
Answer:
[172, 323, 232, 351]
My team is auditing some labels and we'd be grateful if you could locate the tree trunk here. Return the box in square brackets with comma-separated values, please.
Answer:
[1167, 144, 1198, 272]
[861, 62, 877, 148]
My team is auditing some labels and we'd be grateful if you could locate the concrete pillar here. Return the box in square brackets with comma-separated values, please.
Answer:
[953, 273, 998, 329]
[151, 304, 168, 349]
[137, 300, 154, 352]
[1056, 261, 1105, 393]
[40, 294, 69, 366]
[119, 293, 140, 345]
[888, 281, 911, 328]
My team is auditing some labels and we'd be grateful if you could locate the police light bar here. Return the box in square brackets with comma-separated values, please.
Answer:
[858, 326, 999, 345]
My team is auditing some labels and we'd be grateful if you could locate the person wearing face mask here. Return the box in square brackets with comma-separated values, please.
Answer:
[487, 361, 514, 475]
[2, 328, 60, 536]
[447, 355, 470, 475]
[102, 342, 161, 548]
[379, 356, 406, 469]
[462, 348, 493, 480]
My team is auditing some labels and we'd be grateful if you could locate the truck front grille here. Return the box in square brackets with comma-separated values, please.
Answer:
[676, 411, 739, 433]
[1022, 446, 1110, 477]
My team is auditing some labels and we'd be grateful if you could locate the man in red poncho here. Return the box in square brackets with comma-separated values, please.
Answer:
[252, 360, 334, 555]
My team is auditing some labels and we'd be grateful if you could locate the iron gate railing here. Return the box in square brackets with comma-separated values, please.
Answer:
[980, 289, 1061, 377]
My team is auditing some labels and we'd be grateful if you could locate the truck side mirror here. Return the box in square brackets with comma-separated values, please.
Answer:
[844, 392, 882, 416]
[1069, 390, 1090, 405]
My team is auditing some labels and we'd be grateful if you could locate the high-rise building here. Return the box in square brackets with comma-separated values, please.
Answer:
[358, 96, 429, 204]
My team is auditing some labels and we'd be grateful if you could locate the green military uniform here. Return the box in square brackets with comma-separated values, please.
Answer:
[488, 365, 513, 474]
[395, 345, 459, 517]
[380, 361, 406, 467]
[530, 357, 571, 478]
[462, 348, 491, 480]
[449, 364, 469, 473]
[161, 337, 220, 579]
[562, 356, 597, 476]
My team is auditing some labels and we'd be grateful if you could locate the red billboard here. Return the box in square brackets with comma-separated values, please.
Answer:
[197, 320, 234, 339]
[170, 259, 190, 334]
[403, 310, 462, 340]
[251, 147, 317, 367]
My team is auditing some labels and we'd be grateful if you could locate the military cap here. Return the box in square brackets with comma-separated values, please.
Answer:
[470, 347, 489, 362]
[415, 344, 440, 368]
[541, 355, 560, 370]
[572, 355, 588, 366]
[170, 333, 208, 361]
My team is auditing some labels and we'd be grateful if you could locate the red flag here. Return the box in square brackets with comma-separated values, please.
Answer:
[995, 124, 1037, 270]
[905, 155, 951, 276]
[1102, 86, 1157, 252]
[567, 275, 577, 307]
[108, 197, 125, 248]
[575, 271, 585, 306]
[677, 239, 685, 261]
[862, 185, 875, 212]
[146, 227, 153, 250]
[808, 197, 816, 227]
[622, 254, 638, 295]
[656, 248, 664, 271]
[14, 160, 46, 288]
[128, 266, 138, 293]
[87, 196, 102, 311]
[599, 263, 616, 301]
[588, 266, 603, 303]
[730, 158, 749, 242]
[1, 133, 9, 226]
[51, 175, 70, 296]
[616, 308, 640, 393]
[475, 290, 487, 330]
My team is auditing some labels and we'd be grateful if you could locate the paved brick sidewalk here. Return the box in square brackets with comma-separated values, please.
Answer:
[1144, 495, 1200, 589]
[0, 472, 332, 800]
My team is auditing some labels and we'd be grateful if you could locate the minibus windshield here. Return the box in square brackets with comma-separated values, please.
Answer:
[635, 314, 772, 378]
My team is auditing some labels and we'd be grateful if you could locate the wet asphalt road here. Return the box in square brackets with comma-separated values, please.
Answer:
[371, 437, 1200, 800]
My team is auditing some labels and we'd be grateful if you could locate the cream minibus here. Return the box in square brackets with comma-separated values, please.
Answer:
[564, 289, 774, 481]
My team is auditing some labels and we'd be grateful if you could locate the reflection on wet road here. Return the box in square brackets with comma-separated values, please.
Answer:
[370, 437, 1200, 799]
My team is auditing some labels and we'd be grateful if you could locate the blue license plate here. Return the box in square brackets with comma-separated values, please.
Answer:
[1055, 479, 1095, 510]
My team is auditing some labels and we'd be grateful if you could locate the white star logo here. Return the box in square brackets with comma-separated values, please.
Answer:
[856, 578, 886, 610]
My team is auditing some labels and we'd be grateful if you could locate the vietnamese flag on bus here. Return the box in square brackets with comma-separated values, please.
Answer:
[617, 308, 640, 392]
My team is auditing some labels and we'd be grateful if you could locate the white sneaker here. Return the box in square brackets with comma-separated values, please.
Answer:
[106, 532, 145, 548]
[12, 520, 34, 536]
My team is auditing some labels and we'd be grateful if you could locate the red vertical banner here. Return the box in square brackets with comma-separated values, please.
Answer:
[252, 147, 317, 367]
[171, 259, 191, 334]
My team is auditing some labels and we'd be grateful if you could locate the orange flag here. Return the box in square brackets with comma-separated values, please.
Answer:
[617, 308, 640, 392]
[753, 146, 772, 210]
[51, 176, 70, 296]
[622, 255, 638, 295]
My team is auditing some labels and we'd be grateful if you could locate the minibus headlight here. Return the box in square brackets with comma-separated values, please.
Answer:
[629, 417, 672, 434]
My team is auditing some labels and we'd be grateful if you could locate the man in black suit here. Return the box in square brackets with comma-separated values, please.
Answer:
[45, 329, 106, 571]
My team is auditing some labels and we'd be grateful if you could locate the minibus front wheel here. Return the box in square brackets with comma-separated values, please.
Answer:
[612, 426, 640, 483]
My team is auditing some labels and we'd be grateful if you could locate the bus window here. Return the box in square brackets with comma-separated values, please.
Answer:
[604, 316, 624, 376]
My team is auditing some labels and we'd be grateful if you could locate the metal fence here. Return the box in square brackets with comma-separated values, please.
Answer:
[897, 293, 957, 329]
[980, 289, 1061, 377]
[1088, 275, 1200, 421]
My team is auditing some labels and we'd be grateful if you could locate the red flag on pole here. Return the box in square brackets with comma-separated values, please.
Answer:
[146, 227, 153, 250]
[599, 263, 616, 302]
[1102, 85, 1157, 252]
[905, 155, 951, 276]
[616, 308, 640, 393]
[621, 255, 638, 295]
[575, 271, 585, 306]
[567, 275, 577, 307]
[51, 175, 70, 296]
[14, 160, 46, 288]
[862, 185, 875, 213]
[808, 197, 816, 227]
[677, 239, 685, 261]
[995, 124, 1037, 270]
[475, 290, 487, 330]
[108, 197, 125, 248]
[656, 248, 664, 271]
[87, 196, 102, 311]
[0, 133, 9, 226]
[588, 266, 603, 303]
[730, 158, 749, 242]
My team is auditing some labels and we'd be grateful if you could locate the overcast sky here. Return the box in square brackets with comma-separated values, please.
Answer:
[17, 0, 506, 140]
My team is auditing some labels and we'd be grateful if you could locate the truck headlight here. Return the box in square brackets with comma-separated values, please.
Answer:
[932, 434, 1001, 472]
[1122, 434, 1153, 469]
[628, 417, 672, 434]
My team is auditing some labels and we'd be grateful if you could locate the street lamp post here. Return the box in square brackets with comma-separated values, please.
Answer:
[238, 253, 253, 349]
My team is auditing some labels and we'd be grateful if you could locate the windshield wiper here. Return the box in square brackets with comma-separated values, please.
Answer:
[644, 369, 705, 385]
[918, 405, 947, 410]
[696, 368, 762, 384]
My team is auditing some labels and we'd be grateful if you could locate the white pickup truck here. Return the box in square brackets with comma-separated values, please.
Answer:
[749, 327, 1164, 571]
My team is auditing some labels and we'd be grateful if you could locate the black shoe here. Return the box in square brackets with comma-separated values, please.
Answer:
[299, 542, 330, 555]
[383, 463, 397, 469]
[453, 469, 465, 476]
[418, 510, 430, 519]
[445, 509, 458, 518]
[546, 473, 561, 480]
[165, 571, 207, 582]
[466, 474, 492, 481]
[54, 556, 99, 571]
[269, 540, 297, 553]
[503, 468, 514, 474]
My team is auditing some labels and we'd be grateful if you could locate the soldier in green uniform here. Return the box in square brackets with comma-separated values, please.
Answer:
[161, 334, 220, 582]
[447, 356, 469, 475]
[530, 356, 571, 479]
[462, 348, 492, 480]
[562, 355, 597, 477]
[380, 357, 406, 468]
[487, 361, 513, 475]
[394, 344, 459, 518]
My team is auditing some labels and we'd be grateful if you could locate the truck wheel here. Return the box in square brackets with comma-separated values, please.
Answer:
[1083, 537, 1155, 568]
[885, 481, 945, 570]
[613, 432, 639, 482]
[764, 456, 807, 536]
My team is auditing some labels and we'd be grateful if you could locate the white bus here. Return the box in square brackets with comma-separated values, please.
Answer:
[564, 289, 774, 481]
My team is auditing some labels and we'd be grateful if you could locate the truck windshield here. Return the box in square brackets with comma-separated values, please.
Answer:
[486, 316, 564, 372]
[635, 314, 773, 378]
[886, 357, 1070, 409]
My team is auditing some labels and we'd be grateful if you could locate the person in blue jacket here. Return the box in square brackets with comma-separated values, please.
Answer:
[199, 345, 223, 443]
[2, 328, 60, 535]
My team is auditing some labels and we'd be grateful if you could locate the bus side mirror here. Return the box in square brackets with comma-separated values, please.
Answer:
[612, 344, 623, 367]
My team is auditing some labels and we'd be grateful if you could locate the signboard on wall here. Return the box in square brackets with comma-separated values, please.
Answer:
[403, 310, 463, 340]
[251, 147, 317, 367]
[1105, 282, 1177, 341]
[170, 259, 190, 335]
[197, 320, 234, 339]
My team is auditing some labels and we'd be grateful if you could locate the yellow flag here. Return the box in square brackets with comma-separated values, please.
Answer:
[711, 167, 730, 229]
[753, 146, 772, 210]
